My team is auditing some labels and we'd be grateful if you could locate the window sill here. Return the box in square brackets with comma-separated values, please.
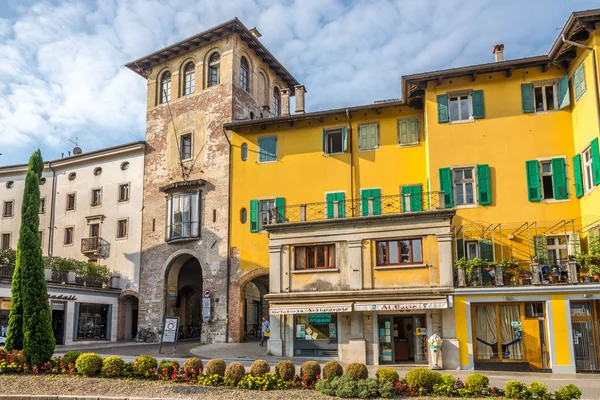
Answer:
[583, 185, 597, 196]
[398, 143, 421, 148]
[449, 119, 475, 125]
[323, 152, 346, 157]
[117, 199, 130, 204]
[358, 147, 380, 153]
[165, 235, 201, 244]
[575, 90, 587, 104]
[534, 110, 560, 115]
[291, 268, 340, 274]
[257, 160, 278, 164]
[540, 198, 570, 204]
[374, 263, 427, 270]
[115, 237, 128, 241]
[455, 204, 478, 209]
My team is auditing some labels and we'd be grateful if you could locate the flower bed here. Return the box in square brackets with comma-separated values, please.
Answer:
[0, 350, 583, 399]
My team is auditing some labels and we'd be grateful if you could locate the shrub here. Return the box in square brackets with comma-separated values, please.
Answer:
[345, 362, 368, 381]
[75, 353, 103, 376]
[379, 380, 396, 398]
[375, 367, 399, 384]
[101, 356, 125, 378]
[323, 361, 343, 380]
[433, 374, 457, 397]
[505, 380, 530, 399]
[250, 359, 270, 376]
[405, 368, 441, 394]
[300, 360, 321, 382]
[62, 351, 82, 365]
[275, 360, 295, 381]
[225, 362, 246, 384]
[237, 372, 287, 390]
[158, 359, 180, 378]
[466, 372, 489, 395]
[132, 354, 158, 377]
[205, 358, 226, 377]
[316, 378, 335, 395]
[183, 357, 203, 379]
[554, 384, 583, 400]
[335, 375, 359, 398]
[357, 378, 380, 399]
[529, 380, 550, 400]
[198, 374, 225, 387]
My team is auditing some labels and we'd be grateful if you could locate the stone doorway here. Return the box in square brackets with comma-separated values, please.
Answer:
[242, 274, 269, 342]
[166, 255, 203, 340]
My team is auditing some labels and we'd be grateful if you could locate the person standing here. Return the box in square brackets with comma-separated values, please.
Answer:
[260, 316, 269, 346]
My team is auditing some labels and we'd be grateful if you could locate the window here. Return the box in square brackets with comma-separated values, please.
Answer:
[546, 236, 567, 264]
[241, 143, 248, 161]
[160, 71, 172, 103]
[358, 123, 379, 151]
[473, 304, 524, 361]
[295, 244, 336, 270]
[93, 167, 102, 176]
[240, 208, 247, 224]
[5, 181, 14, 189]
[526, 158, 567, 201]
[449, 94, 472, 122]
[76, 303, 109, 340]
[582, 147, 594, 193]
[574, 63, 586, 101]
[64, 227, 74, 245]
[38, 231, 44, 248]
[295, 314, 337, 344]
[120, 161, 129, 171]
[240, 57, 249, 91]
[166, 192, 200, 241]
[361, 188, 381, 216]
[259, 199, 275, 231]
[40, 177, 46, 185]
[183, 62, 195, 95]
[1, 234, 10, 250]
[398, 118, 420, 146]
[534, 83, 557, 112]
[208, 53, 220, 87]
[40, 198, 46, 214]
[180, 134, 192, 160]
[68, 172, 76, 181]
[324, 128, 344, 154]
[465, 241, 479, 260]
[273, 87, 281, 117]
[117, 219, 128, 239]
[118, 183, 130, 202]
[66, 193, 76, 211]
[540, 161, 554, 199]
[91, 189, 102, 207]
[453, 168, 475, 205]
[525, 302, 544, 318]
[376, 239, 423, 266]
[258, 136, 277, 162]
[2, 201, 14, 218]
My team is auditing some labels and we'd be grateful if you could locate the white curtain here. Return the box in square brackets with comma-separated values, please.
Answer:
[500, 305, 524, 360]
[475, 305, 497, 360]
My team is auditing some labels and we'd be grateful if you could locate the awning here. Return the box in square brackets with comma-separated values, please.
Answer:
[269, 303, 353, 315]
[354, 299, 448, 312]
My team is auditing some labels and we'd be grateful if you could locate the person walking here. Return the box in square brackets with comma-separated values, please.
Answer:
[260, 316, 270, 346]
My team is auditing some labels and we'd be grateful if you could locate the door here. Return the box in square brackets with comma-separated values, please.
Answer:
[570, 301, 600, 371]
[51, 309, 65, 345]
[89, 223, 100, 238]
[131, 308, 138, 340]
[414, 315, 428, 363]
[378, 316, 394, 363]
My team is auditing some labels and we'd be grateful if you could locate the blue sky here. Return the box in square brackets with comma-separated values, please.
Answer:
[0, 0, 598, 166]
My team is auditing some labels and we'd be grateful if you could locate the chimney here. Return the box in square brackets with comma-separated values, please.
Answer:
[280, 88, 290, 116]
[249, 27, 262, 38]
[294, 85, 306, 114]
[492, 44, 504, 62]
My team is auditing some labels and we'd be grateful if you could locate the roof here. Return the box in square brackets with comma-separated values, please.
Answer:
[125, 17, 300, 93]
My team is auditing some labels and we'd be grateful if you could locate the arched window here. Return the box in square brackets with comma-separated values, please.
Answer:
[273, 87, 281, 117]
[160, 71, 172, 104]
[241, 143, 248, 161]
[240, 57, 249, 92]
[208, 53, 220, 87]
[183, 62, 195, 95]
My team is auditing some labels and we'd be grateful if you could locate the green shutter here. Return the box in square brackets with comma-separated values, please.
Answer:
[398, 120, 409, 145]
[574, 63, 586, 101]
[259, 136, 277, 162]
[408, 119, 419, 144]
[326, 193, 335, 218]
[573, 154, 584, 198]
[521, 84, 534, 113]
[558, 75, 570, 109]
[326, 192, 345, 218]
[275, 197, 285, 223]
[479, 239, 493, 262]
[526, 160, 541, 201]
[361, 189, 381, 216]
[533, 235, 548, 263]
[342, 126, 348, 152]
[322, 128, 326, 153]
[249, 199, 259, 232]
[438, 168, 454, 208]
[456, 238, 464, 260]
[372, 188, 381, 215]
[591, 137, 600, 186]
[551, 158, 568, 200]
[476, 164, 491, 205]
[471, 90, 485, 119]
[437, 94, 449, 123]
[410, 185, 423, 211]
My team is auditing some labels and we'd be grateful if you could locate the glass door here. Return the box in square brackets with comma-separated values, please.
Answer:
[378, 316, 393, 363]
[414, 315, 428, 363]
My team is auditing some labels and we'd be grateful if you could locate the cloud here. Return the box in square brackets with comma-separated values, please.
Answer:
[0, 0, 597, 165]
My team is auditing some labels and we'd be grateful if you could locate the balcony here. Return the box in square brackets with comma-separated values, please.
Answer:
[165, 221, 200, 243]
[272, 191, 447, 225]
[81, 237, 108, 255]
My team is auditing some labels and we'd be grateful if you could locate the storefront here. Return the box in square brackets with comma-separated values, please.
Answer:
[570, 300, 600, 371]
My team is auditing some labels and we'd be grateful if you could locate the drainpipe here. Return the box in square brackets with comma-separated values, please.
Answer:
[561, 34, 600, 130]
[221, 125, 232, 343]
[345, 109, 354, 216]
[48, 161, 57, 256]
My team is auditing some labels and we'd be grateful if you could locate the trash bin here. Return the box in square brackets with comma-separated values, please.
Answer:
[428, 334, 443, 370]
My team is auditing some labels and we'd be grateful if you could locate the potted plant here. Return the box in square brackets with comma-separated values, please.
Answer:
[465, 257, 488, 286]
[517, 264, 532, 285]
[590, 264, 600, 282]
[500, 259, 518, 285]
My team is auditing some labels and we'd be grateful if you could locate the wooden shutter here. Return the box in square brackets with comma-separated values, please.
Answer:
[407, 185, 423, 211]
[533, 235, 547, 262]
[398, 120, 409, 145]
[471, 90, 485, 119]
[342, 126, 348, 152]
[249, 199, 259, 232]
[456, 238, 464, 260]
[476, 164, 491, 205]
[322, 128, 326, 153]
[591, 137, 600, 186]
[408, 119, 419, 144]
[372, 188, 381, 215]
[521, 84, 534, 113]
[437, 94, 449, 123]
[361, 189, 370, 216]
[551, 158, 568, 200]
[326, 192, 345, 218]
[361, 189, 381, 216]
[359, 125, 368, 150]
[574, 63, 586, 101]
[438, 167, 454, 208]
[573, 154, 584, 198]
[526, 160, 541, 201]
[479, 239, 493, 262]
[275, 197, 285, 223]
[369, 124, 378, 149]
[558, 75, 570, 109]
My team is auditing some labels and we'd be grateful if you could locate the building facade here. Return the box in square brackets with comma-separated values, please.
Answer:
[0, 142, 145, 345]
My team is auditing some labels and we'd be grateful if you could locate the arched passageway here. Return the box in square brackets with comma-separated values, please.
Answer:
[242, 274, 269, 341]
[165, 254, 203, 339]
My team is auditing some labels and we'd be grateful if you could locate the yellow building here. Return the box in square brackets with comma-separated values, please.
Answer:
[225, 9, 600, 373]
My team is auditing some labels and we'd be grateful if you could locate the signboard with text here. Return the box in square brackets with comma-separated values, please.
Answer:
[162, 316, 179, 343]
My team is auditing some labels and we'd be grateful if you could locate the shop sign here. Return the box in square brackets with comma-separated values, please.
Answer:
[48, 294, 77, 300]
[162, 316, 179, 343]
[309, 313, 332, 324]
[354, 300, 447, 312]
[270, 304, 352, 315]
[169, 286, 176, 297]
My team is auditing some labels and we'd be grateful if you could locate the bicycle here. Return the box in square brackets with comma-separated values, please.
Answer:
[135, 327, 156, 343]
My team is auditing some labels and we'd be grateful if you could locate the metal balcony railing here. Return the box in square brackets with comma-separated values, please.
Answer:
[0, 264, 14, 279]
[166, 221, 200, 242]
[81, 237, 102, 253]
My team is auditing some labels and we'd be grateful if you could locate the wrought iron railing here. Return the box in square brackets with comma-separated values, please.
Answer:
[49, 269, 69, 284]
[166, 221, 200, 242]
[0, 264, 14, 279]
[81, 237, 101, 253]
[270, 192, 447, 225]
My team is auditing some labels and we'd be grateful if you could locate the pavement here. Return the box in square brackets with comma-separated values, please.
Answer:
[54, 340, 600, 399]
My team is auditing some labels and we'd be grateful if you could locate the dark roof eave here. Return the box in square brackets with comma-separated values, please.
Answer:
[549, 9, 600, 58]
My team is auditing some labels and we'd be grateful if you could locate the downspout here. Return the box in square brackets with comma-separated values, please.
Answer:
[48, 161, 57, 256]
[221, 125, 232, 343]
[561, 34, 600, 129]
[345, 109, 354, 216]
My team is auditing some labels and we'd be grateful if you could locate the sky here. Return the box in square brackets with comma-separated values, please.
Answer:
[0, 0, 598, 166]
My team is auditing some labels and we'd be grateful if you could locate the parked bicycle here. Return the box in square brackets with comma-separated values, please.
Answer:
[135, 327, 156, 343]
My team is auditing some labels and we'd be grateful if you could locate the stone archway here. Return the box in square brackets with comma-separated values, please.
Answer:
[118, 290, 141, 341]
[231, 268, 269, 343]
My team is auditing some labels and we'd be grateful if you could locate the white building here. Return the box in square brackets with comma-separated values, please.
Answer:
[0, 141, 145, 345]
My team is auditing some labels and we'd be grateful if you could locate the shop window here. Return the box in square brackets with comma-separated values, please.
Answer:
[166, 192, 200, 241]
[570, 302, 592, 317]
[294, 313, 337, 356]
[295, 244, 336, 270]
[525, 302, 544, 318]
[76, 303, 109, 340]
[376, 239, 422, 266]
[473, 304, 524, 361]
